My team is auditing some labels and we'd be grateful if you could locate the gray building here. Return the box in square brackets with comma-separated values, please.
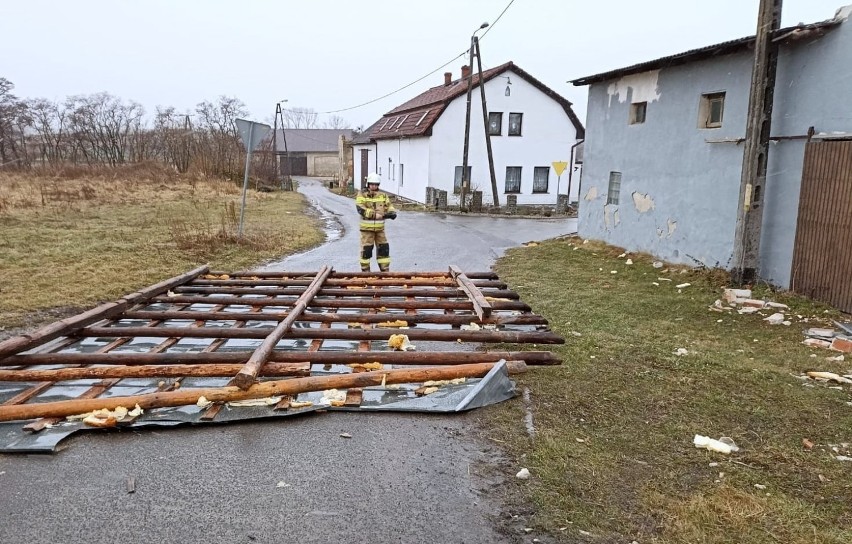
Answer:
[274, 129, 354, 178]
[570, 5, 852, 310]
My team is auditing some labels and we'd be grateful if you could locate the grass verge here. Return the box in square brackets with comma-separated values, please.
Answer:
[0, 169, 324, 329]
[484, 236, 852, 543]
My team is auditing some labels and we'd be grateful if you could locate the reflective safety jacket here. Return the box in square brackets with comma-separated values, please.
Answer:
[356, 190, 395, 231]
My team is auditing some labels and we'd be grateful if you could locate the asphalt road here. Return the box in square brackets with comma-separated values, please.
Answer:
[0, 178, 577, 544]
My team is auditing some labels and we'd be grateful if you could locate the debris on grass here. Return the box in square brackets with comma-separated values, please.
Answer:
[694, 434, 740, 454]
[516, 468, 531, 479]
[806, 371, 852, 385]
[763, 313, 787, 325]
[675, 348, 689, 356]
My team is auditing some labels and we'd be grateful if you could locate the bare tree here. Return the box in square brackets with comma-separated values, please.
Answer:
[26, 98, 68, 164]
[323, 115, 351, 129]
[194, 95, 248, 178]
[64, 92, 145, 166]
[282, 106, 318, 129]
[0, 78, 31, 166]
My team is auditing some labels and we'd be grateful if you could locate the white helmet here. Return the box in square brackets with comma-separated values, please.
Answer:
[366, 172, 381, 185]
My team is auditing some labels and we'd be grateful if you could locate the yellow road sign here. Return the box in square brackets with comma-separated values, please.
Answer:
[552, 161, 568, 176]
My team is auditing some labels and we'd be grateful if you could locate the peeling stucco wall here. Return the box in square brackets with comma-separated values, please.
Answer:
[578, 11, 852, 285]
[632, 192, 655, 213]
[607, 70, 662, 107]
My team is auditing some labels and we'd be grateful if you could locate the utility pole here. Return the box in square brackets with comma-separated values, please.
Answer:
[273, 103, 279, 184]
[731, 0, 783, 285]
[273, 102, 292, 191]
[473, 36, 500, 208]
[460, 38, 476, 211]
[460, 23, 489, 210]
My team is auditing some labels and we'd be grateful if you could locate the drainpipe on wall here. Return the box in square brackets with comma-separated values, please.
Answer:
[566, 139, 584, 202]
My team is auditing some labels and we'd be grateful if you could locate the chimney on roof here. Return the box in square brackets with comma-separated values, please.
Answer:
[461, 65, 471, 80]
[444, 72, 452, 86]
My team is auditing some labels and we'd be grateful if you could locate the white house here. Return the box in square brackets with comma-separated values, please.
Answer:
[353, 61, 585, 206]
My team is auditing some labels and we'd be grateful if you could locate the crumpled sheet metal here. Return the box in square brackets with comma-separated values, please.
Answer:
[0, 361, 516, 453]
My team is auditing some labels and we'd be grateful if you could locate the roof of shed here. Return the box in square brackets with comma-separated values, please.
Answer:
[274, 129, 354, 153]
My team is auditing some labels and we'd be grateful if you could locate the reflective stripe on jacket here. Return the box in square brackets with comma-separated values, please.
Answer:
[356, 190, 395, 231]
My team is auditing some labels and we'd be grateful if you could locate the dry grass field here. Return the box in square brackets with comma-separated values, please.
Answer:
[0, 164, 323, 330]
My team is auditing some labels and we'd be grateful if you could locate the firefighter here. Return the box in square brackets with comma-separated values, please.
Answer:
[356, 172, 397, 272]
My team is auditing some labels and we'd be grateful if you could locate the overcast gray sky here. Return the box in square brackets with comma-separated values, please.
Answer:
[1, 0, 847, 128]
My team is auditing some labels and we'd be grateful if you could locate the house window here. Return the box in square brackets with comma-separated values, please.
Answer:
[607, 171, 622, 205]
[505, 166, 522, 193]
[699, 92, 726, 128]
[488, 112, 503, 135]
[629, 102, 647, 125]
[533, 167, 550, 193]
[508, 113, 523, 136]
[399, 164, 404, 187]
[454, 165, 471, 194]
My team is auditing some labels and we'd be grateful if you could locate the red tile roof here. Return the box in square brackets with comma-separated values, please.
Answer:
[363, 61, 584, 141]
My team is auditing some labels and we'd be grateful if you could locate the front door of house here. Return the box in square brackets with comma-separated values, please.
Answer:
[360, 149, 369, 189]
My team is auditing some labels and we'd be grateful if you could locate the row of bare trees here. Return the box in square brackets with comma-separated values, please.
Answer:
[0, 77, 351, 180]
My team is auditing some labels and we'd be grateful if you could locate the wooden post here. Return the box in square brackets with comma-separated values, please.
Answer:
[473, 37, 500, 208]
[449, 265, 493, 320]
[77, 326, 563, 344]
[1, 350, 561, 367]
[0, 362, 527, 422]
[231, 266, 332, 389]
[0, 363, 310, 382]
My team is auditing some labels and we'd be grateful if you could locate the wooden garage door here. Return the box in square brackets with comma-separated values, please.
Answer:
[791, 140, 852, 312]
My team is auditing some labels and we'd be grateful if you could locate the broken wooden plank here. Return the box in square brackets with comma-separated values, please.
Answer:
[0, 362, 527, 422]
[77, 326, 563, 344]
[0, 363, 310, 382]
[1, 350, 561, 367]
[149, 295, 531, 312]
[174, 285, 520, 300]
[231, 266, 333, 390]
[449, 265, 493, 321]
[0, 266, 209, 358]
[121, 310, 545, 327]
[216, 270, 499, 280]
[193, 277, 507, 288]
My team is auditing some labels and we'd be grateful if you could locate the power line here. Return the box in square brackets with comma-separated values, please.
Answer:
[291, 0, 518, 116]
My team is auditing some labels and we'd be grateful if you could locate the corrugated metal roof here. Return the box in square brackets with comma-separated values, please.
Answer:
[570, 18, 841, 86]
[362, 61, 584, 141]
[274, 129, 354, 153]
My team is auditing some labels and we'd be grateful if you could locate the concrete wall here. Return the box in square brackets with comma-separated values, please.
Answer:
[578, 7, 852, 287]
[309, 153, 338, 177]
[428, 69, 582, 206]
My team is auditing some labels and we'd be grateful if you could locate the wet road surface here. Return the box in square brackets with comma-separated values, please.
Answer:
[0, 178, 576, 544]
